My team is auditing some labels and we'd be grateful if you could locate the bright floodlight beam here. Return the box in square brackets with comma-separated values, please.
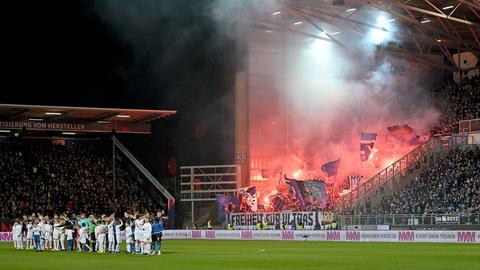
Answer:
[272, 11, 281, 15]
[442, 5, 454, 10]
[293, 21, 303, 25]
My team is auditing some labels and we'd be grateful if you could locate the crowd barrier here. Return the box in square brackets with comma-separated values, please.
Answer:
[2, 230, 479, 243]
[162, 230, 479, 243]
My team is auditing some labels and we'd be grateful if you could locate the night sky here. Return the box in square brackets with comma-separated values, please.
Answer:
[1, 0, 238, 166]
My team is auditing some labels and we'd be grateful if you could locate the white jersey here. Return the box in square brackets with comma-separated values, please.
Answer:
[107, 222, 115, 236]
[79, 227, 88, 243]
[38, 221, 46, 236]
[115, 225, 122, 236]
[12, 224, 20, 237]
[97, 224, 108, 235]
[125, 227, 133, 242]
[53, 223, 60, 239]
[142, 223, 152, 242]
[26, 224, 33, 238]
[95, 225, 101, 238]
[134, 219, 143, 240]
[44, 224, 53, 239]
[66, 229, 73, 241]
[32, 227, 41, 237]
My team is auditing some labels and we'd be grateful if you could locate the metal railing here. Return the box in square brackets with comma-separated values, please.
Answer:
[337, 213, 480, 226]
[335, 137, 443, 211]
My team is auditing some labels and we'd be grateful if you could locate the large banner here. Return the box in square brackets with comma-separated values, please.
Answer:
[284, 178, 330, 211]
[227, 212, 326, 229]
[159, 230, 480, 244]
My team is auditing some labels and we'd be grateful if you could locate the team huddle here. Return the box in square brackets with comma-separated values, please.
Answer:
[11, 210, 166, 256]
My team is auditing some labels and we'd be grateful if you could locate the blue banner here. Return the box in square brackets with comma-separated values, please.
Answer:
[216, 194, 240, 222]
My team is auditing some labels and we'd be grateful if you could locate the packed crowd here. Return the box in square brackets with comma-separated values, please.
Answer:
[0, 140, 160, 219]
[374, 147, 480, 215]
[11, 210, 166, 255]
[430, 75, 480, 135]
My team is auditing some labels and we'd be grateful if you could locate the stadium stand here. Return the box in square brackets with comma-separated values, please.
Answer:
[430, 75, 480, 135]
[372, 146, 480, 215]
[0, 139, 160, 218]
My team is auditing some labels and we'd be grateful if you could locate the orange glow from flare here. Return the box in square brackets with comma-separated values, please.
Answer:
[292, 169, 302, 178]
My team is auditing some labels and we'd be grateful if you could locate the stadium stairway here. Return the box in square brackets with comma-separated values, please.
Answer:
[335, 136, 447, 214]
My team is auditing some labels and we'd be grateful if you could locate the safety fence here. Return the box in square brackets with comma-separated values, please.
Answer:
[2, 230, 479, 243]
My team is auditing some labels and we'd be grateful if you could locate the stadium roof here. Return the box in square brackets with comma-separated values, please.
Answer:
[223, 0, 480, 71]
[0, 104, 176, 135]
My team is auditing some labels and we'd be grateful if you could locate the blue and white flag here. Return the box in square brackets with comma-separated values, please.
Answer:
[449, 134, 468, 147]
[360, 132, 377, 161]
[347, 175, 363, 189]
[240, 186, 258, 212]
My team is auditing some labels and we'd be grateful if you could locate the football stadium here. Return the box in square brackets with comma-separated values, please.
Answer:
[1, 0, 479, 269]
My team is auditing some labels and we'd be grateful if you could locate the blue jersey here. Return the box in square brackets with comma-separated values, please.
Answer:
[152, 218, 164, 235]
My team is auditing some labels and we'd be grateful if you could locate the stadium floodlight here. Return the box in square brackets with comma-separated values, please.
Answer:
[421, 18, 431, 23]
[0, 130, 11, 133]
[272, 11, 281, 15]
[442, 5, 454, 10]
[62, 132, 76, 135]
[45, 112, 62, 115]
[116, 114, 130, 118]
[437, 39, 442, 42]
[293, 21, 303, 25]
[377, 16, 389, 27]
[368, 15, 393, 44]
[346, 8, 357, 12]
[29, 118, 44, 121]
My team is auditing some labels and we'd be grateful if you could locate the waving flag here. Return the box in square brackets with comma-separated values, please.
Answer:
[239, 186, 258, 212]
[387, 125, 419, 144]
[284, 176, 329, 211]
[216, 194, 240, 222]
[347, 175, 363, 189]
[301, 180, 329, 209]
[285, 176, 306, 209]
[269, 193, 286, 211]
[360, 132, 377, 161]
[321, 159, 341, 176]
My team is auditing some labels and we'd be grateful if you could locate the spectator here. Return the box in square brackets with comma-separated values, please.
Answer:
[373, 146, 480, 215]
[0, 140, 162, 218]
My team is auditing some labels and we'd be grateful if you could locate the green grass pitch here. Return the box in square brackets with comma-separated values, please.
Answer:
[0, 241, 478, 270]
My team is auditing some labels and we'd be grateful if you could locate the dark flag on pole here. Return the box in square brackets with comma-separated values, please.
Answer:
[321, 159, 341, 176]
